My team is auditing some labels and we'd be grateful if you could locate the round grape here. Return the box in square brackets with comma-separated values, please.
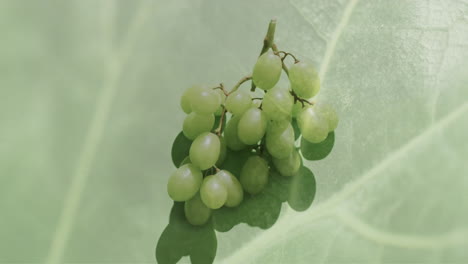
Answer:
[225, 90, 252, 115]
[167, 164, 202, 201]
[215, 170, 243, 207]
[182, 112, 215, 140]
[238, 108, 268, 145]
[266, 120, 295, 159]
[189, 132, 220, 170]
[213, 89, 226, 116]
[262, 86, 293, 120]
[297, 106, 328, 143]
[252, 50, 282, 90]
[224, 115, 247, 151]
[289, 61, 320, 98]
[240, 156, 269, 194]
[191, 87, 221, 114]
[200, 175, 228, 209]
[184, 193, 211, 226]
[180, 85, 199, 114]
[314, 102, 339, 132]
[272, 149, 301, 177]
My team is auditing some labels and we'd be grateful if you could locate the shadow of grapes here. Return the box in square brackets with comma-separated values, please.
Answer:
[157, 131, 335, 263]
[156, 202, 217, 264]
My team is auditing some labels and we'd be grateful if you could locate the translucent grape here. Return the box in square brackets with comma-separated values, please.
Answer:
[216, 136, 227, 167]
[182, 112, 215, 140]
[224, 115, 247, 151]
[262, 86, 293, 120]
[314, 102, 339, 132]
[289, 62, 320, 98]
[215, 170, 243, 207]
[200, 175, 228, 209]
[167, 164, 202, 201]
[189, 132, 220, 170]
[191, 86, 221, 114]
[225, 90, 251, 115]
[266, 120, 295, 159]
[237, 108, 268, 145]
[180, 85, 199, 114]
[297, 106, 328, 143]
[252, 50, 282, 90]
[291, 101, 302, 118]
[184, 193, 211, 226]
[272, 149, 301, 177]
[240, 156, 269, 194]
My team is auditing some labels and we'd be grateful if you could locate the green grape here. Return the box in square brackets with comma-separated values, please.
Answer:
[252, 50, 282, 90]
[182, 112, 215, 140]
[237, 108, 268, 145]
[213, 89, 226, 116]
[216, 136, 227, 167]
[180, 85, 200, 114]
[184, 193, 211, 226]
[240, 156, 269, 194]
[200, 175, 228, 209]
[291, 101, 302, 118]
[266, 120, 295, 159]
[189, 132, 220, 170]
[289, 61, 320, 98]
[314, 102, 339, 132]
[215, 170, 243, 207]
[224, 115, 247, 151]
[272, 149, 301, 177]
[225, 90, 252, 115]
[297, 106, 328, 143]
[191, 86, 221, 114]
[262, 86, 293, 120]
[167, 164, 203, 201]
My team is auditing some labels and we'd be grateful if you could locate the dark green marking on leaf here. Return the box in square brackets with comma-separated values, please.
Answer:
[219, 149, 253, 177]
[171, 132, 192, 168]
[300, 131, 335, 160]
[288, 166, 316, 212]
[156, 202, 217, 264]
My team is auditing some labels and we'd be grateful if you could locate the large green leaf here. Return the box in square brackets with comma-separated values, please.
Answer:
[1, 0, 467, 263]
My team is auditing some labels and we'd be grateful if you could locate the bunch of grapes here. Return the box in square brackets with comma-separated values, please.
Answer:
[167, 20, 338, 226]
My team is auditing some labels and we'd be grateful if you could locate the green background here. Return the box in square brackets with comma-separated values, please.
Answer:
[1, 0, 467, 263]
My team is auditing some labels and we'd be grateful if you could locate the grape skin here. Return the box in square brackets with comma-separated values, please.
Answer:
[262, 86, 293, 121]
[225, 90, 252, 116]
[184, 193, 212, 226]
[189, 132, 220, 170]
[297, 106, 328, 143]
[272, 149, 301, 177]
[314, 102, 339, 132]
[252, 50, 282, 90]
[182, 112, 215, 140]
[240, 156, 269, 194]
[224, 115, 247, 151]
[266, 120, 295, 159]
[191, 86, 221, 114]
[167, 164, 203, 201]
[216, 170, 243, 207]
[289, 62, 320, 98]
[180, 85, 200, 114]
[200, 175, 228, 209]
[238, 108, 268, 145]
[216, 136, 227, 167]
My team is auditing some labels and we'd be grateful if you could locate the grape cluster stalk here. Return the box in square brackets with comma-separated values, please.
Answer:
[167, 19, 338, 226]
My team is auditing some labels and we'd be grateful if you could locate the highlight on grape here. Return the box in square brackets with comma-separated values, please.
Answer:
[167, 19, 338, 226]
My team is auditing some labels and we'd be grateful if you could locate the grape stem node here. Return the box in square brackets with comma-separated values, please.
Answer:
[290, 90, 314, 107]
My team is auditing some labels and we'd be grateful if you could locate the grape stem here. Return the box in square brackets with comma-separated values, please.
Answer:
[229, 75, 252, 95]
[272, 44, 290, 76]
[215, 107, 227, 136]
[213, 83, 229, 96]
[290, 90, 314, 107]
[274, 51, 300, 64]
